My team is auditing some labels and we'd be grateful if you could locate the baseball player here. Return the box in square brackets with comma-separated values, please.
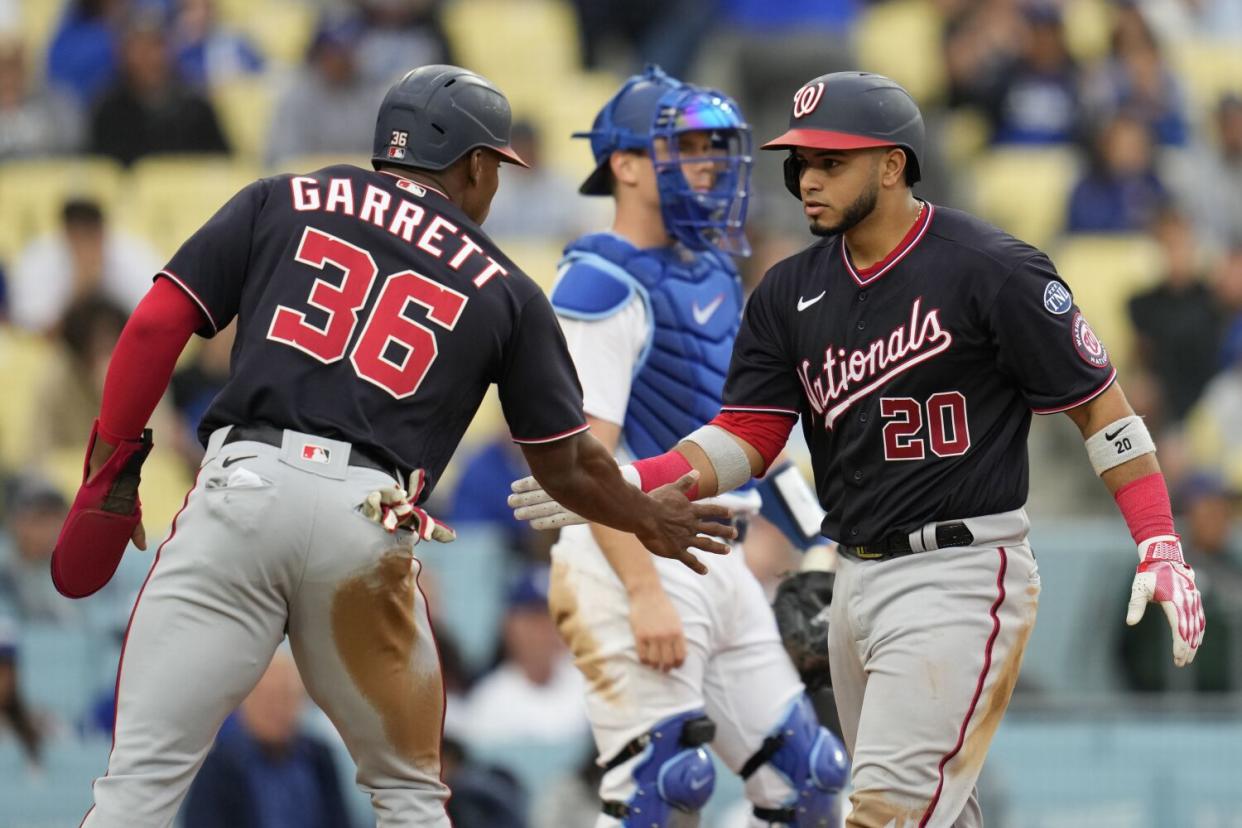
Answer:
[544, 65, 848, 828]
[48, 65, 734, 828]
[512, 71, 1207, 827]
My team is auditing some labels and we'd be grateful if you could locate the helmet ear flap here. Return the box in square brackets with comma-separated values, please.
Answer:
[782, 153, 803, 199]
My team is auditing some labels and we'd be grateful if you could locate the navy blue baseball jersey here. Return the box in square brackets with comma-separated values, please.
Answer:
[723, 202, 1115, 545]
[159, 164, 587, 495]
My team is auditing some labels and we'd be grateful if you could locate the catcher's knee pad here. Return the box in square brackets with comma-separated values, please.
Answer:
[601, 710, 717, 827]
[741, 694, 849, 827]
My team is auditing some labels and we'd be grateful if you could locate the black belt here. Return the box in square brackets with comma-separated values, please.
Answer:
[223, 425, 399, 478]
[842, 521, 974, 561]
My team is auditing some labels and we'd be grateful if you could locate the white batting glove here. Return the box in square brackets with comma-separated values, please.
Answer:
[507, 465, 643, 530]
[361, 469, 456, 543]
[1125, 535, 1205, 667]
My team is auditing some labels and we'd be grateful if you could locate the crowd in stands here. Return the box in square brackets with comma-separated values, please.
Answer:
[0, 0, 1240, 825]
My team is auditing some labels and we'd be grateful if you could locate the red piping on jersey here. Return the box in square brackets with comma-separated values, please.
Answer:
[158, 269, 218, 333]
[1030, 367, 1117, 414]
[921, 546, 1007, 828]
[842, 201, 933, 287]
[720, 404, 800, 417]
[510, 422, 591, 445]
[80, 469, 203, 828]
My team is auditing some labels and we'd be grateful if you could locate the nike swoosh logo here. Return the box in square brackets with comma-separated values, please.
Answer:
[1104, 423, 1130, 442]
[797, 291, 826, 312]
[689, 775, 712, 791]
[222, 454, 257, 468]
[692, 294, 725, 326]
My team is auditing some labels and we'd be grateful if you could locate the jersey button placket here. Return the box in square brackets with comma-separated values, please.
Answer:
[856, 319, 866, 331]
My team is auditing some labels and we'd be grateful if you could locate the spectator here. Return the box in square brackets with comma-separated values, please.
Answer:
[944, 0, 1025, 113]
[0, 620, 46, 768]
[90, 11, 231, 166]
[182, 648, 352, 828]
[1127, 209, 1224, 426]
[569, 0, 716, 79]
[984, 4, 1084, 145]
[0, 34, 85, 161]
[460, 565, 588, 746]
[9, 197, 160, 334]
[28, 295, 129, 460]
[1184, 253, 1242, 491]
[171, 0, 265, 89]
[45, 0, 125, 105]
[478, 120, 600, 243]
[441, 736, 529, 828]
[0, 475, 72, 625]
[1182, 94, 1242, 249]
[1084, 2, 1189, 146]
[1066, 112, 1167, 233]
[1119, 472, 1241, 692]
[352, 0, 453, 86]
[1219, 244, 1242, 371]
[265, 13, 385, 168]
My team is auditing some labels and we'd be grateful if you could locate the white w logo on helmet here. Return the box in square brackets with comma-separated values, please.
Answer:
[792, 82, 825, 118]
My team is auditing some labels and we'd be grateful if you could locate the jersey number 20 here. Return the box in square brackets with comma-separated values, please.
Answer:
[880, 393, 970, 461]
[267, 227, 467, 399]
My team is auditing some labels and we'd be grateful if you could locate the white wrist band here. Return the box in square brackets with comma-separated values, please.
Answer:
[684, 424, 753, 494]
[1085, 415, 1156, 476]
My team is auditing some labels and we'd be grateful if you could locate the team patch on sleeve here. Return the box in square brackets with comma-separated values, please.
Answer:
[1071, 312, 1109, 368]
[1043, 281, 1072, 315]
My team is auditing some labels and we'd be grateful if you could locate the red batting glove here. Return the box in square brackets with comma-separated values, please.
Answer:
[1125, 535, 1206, 667]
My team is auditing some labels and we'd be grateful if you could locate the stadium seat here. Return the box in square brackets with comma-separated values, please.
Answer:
[0, 157, 126, 262]
[855, 0, 947, 105]
[16, 625, 99, 724]
[0, 736, 108, 826]
[16, 0, 62, 55]
[1050, 234, 1162, 378]
[124, 156, 260, 258]
[492, 237, 566, 291]
[0, 328, 54, 470]
[970, 146, 1079, 251]
[211, 76, 276, 165]
[1062, 0, 1112, 64]
[223, 0, 316, 67]
[524, 70, 623, 183]
[1172, 39, 1242, 120]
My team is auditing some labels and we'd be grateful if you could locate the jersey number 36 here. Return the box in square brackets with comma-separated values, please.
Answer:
[267, 227, 467, 399]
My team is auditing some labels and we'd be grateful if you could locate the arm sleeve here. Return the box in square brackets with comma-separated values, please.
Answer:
[722, 271, 802, 415]
[556, 296, 647, 426]
[499, 292, 590, 444]
[990, 252, 1117, 413]
[160, 178, 271, 337]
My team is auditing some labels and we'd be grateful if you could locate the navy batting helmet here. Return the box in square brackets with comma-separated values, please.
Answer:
[762, 71, 923, 198]
[372, 65, 528, 172]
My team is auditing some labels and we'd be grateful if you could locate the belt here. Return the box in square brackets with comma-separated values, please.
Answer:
[222, 425, 398, 478]
[842, 521, 975, 561]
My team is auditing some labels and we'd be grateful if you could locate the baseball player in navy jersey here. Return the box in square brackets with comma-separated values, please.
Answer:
[47, 65, 734, 828]
[544, 65, 847, 828]
[511, 71, 1206, 827]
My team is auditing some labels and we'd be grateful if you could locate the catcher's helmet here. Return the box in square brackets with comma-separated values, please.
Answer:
[371, 64, 528, 172]
[575, 65, 753, 256]
[762, 71, 923, 198]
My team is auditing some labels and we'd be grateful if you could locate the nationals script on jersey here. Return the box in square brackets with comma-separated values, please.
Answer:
[157, 165, 586, 495]
[722, 202, 1115, 545]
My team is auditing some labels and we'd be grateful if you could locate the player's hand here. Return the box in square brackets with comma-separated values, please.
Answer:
[636, 472, 734, 575]
[1125, 536, 1205, 667]
[508, 474, 587, 530]
[628, 582, 686, 672]
[360, 470, 456, 543]
[132, 519, 147, 551]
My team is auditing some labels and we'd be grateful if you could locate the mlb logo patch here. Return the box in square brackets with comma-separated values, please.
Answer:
[387, 146, 406, 160]
[301, 444, 331, 464]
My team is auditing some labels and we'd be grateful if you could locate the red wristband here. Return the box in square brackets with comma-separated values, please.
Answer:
[1114, 472, 1176, 545]
[632, 451, 696, 499]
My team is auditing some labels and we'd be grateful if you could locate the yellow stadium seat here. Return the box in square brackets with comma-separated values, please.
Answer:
[1172, 39, 1242, 119]
[18, 0, 62, 55]
[0, 328, 55, 472]
[855, 0, 947, 105]
[443, 0, 579, 112]
[1063, 0, 1113, 64]
[212, 77, 276, 165]
[492, 237, 566, 291]
[269, 153, 371, 176]
[0, 157, 126, 262]
[1050, 234, 1162, 378]
[229, 1, 316, 67]
[525, 71, 623, 183]
[940, 108, 991, 168]
[970, 147, 1079, 251]
[123, 156, 260, 258]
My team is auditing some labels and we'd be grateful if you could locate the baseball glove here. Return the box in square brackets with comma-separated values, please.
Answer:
[772, 570, 835, 691]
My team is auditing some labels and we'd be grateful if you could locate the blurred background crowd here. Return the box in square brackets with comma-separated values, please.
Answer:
[0, 0, 1239, 825]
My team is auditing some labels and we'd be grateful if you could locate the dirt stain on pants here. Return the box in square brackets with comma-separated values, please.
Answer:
[331, 550, 443, 773]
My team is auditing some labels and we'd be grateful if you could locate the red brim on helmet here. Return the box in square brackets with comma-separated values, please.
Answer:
[761, 128, 898, 152]
[493, 145, 530, 168]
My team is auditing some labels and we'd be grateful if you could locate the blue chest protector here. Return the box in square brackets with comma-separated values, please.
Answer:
[551, 232, 748, 469]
